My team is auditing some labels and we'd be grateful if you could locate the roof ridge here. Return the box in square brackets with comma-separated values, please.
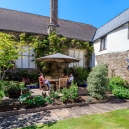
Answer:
[0, 7, 96, 41]
[58, 18, 96, 28]
[0, 7, 50, 18]
[0, 7, 96, 28]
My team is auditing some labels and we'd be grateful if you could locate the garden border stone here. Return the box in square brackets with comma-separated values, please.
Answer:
[0, 100, 108, 117]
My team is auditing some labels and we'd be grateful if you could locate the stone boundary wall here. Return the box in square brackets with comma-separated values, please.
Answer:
[96, 50, 129, 82]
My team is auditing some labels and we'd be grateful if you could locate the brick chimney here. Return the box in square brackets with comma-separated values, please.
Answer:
[47, 0, 59, 34]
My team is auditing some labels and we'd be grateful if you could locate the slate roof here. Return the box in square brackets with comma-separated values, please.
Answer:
[93, 9, 129, 41]
[0, 8, 96, 42]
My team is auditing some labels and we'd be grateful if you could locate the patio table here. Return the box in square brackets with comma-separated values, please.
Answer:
[49, 79, 59, 90]
[49, 79, 59, 83]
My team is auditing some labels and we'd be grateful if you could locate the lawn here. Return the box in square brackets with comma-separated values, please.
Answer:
[20, 109, 129, 129]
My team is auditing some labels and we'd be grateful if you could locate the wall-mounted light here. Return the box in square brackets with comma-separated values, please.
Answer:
[125, 58, 129, 70]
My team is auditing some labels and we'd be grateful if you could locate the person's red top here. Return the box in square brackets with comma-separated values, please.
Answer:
[39, 75, 45, 83]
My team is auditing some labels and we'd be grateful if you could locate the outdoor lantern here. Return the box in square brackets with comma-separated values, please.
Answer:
[125, 58, 129, 70]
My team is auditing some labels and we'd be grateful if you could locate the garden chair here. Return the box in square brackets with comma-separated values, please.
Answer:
[56, 78, 67, 90]
[38, 77, 48, 90]
[45, 76, 52, 80]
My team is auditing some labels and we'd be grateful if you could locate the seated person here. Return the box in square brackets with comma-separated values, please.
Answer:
[39, 73, 51, 89]
[64, 75, 68, 78]
[67, 73, 74, 85]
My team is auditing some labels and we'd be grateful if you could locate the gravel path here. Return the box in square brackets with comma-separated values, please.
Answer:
[0, 98, 129, 129]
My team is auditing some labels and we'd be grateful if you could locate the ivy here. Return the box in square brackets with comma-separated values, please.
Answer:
[18, 31, 94, 72]
[0, 31, 93, 76]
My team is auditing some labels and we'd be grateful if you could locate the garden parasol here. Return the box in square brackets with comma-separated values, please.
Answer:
[36, 53, 80, 75]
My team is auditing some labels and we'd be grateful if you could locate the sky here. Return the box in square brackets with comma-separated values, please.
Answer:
[0, 0, 129, 28]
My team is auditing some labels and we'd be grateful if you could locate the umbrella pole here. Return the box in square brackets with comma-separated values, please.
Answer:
[67, 64, 68, 76]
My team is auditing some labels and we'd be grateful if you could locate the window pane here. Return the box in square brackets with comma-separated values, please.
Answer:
[78, 60, 83, 67]
[15, 56, 22, 68]
[101, 36, 107, 50]
[79, 51, 83, 59]
[22, 46, 28, 55]
[29, 57, 35, 68]
[29, 47, 35, 56]
[102, 39, 104, 50]
[22, 56, 28, 68]
[75, 50, 79, 58]
[104, 37, 107, 49]
[69, 50, 74, 57]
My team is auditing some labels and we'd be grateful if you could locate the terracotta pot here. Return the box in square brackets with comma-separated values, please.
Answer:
[22, 90, 30, 94]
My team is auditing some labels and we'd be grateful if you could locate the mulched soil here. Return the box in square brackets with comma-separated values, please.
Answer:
[0, 94, 117, 112]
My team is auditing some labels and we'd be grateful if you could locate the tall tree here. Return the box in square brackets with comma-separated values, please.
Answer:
[0, 32, 23, 80]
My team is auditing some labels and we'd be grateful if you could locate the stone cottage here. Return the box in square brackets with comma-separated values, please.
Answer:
[0, 0, 96, 69]
[0, 0, 129, 81]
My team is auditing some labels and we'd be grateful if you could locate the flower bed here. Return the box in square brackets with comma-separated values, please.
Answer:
[0, 83, 97, 113]
[0, 95, 97, 113]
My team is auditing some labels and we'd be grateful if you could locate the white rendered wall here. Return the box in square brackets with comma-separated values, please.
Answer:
[93, 23, 129, 66]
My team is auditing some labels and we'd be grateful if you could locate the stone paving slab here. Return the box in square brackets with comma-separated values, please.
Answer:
[104, 102, 129, 110]
[53, 108, 71, 120]
[89, 104, 113, 113]
[43, 110, 59, 121]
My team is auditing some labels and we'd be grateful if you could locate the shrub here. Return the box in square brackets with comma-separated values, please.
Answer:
[109, 76, 129, 99]
[60, 82, 78, 102]
[50, 89, 60, 99]
[74, 67, 89, 82]
[19, 92, 53, 106]
[112, 86, 129, 99]
[109, 76, 128, 88]
[87, 64, 109, 100]
[4, 81, 25, 93]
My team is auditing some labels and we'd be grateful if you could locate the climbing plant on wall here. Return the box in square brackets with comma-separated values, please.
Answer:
[17, 31, 94, 73]
[32, 31, 94, 73]
[0, 31, 94, 76]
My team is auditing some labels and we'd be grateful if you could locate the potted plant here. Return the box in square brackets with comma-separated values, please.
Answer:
[4, 81, 25, 98]
[74, 67, 89, 87]
[21, 87, 30, 94]
[33, 83, 39, 89]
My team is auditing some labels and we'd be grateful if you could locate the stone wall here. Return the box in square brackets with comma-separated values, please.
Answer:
[96, 50, 129, 82]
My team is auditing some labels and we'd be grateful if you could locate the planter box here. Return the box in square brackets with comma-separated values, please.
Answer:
[22, 90, 30, 94]
[26, 84, 39, 89]
[8, 90, 21, 98]
[26, 85, 35, 89]
[78, 83, 87, 87]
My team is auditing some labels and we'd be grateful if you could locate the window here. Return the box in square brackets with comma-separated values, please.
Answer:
[100, 36, 107, 51]
[68, 49, 86, 68]
[15, 46, 35, 68]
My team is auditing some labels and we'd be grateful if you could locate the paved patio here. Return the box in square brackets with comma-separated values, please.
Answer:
[0, 97, 129, 129]
[30, 87, 88, 96]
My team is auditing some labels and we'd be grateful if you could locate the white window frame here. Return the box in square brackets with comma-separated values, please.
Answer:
[100, 36, 107, 51]
[15, 46, 35, 68]
[68, 49, 86, 68]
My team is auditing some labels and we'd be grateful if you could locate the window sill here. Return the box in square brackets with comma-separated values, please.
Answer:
[99, 49, 107, 52]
